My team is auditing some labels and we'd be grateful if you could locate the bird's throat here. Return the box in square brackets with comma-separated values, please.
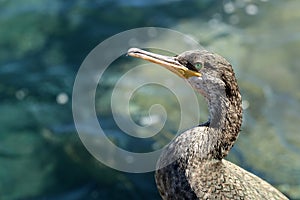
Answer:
[206, 83, 242, 159]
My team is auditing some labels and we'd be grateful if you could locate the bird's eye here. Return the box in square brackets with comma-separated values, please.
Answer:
[195, 63, 202, 70]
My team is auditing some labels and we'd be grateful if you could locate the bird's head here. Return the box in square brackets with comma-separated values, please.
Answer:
[128, 48, 235, 99]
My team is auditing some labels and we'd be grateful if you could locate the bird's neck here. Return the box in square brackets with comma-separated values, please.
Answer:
[206, 79, 242, 159]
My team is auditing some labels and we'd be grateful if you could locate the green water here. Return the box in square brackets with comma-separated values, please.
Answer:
[1, 0, 300, 199]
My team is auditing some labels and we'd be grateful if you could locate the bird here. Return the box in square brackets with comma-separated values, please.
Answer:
[127, 48, 288, 200]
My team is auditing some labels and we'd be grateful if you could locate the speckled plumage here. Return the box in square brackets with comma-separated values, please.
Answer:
[154, 50, 288, 200]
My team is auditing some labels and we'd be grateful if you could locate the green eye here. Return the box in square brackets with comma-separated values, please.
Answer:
[195, 63, 202, 70]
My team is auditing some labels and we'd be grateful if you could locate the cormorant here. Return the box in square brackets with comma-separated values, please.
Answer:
[128, 48, 288, 200]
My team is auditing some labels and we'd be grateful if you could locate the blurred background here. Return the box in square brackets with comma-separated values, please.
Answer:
[1, 0, 300, 199]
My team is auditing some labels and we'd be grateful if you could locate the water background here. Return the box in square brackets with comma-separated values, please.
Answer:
[1, 0, 300, 199]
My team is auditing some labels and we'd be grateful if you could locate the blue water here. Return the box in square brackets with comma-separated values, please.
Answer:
[0, 0, 299, 199]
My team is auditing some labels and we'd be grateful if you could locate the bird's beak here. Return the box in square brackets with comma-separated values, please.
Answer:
[127, 48, 201, 79]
